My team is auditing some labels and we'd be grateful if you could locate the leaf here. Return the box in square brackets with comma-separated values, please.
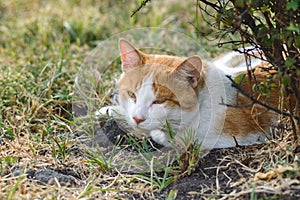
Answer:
[260, 5, 270, 12]
[166, 189, 178, 200]
[285, 58, 296, 67]
[287, 23, 300, 33]
[234, 0, 245, 9]
[4, 127, 14, 140]
[296, 69, 300, 76]
[255, 165, 296, 181]
[63, 22, 77, 41]
[287, 0, 299, 11]
[252, 83, 259, 93]
[234, 74, 245, 84]
[255, 171, 277, 180]
[270, 83, 278, 88]
[4, 156, 11, 164]
[276, 165, 294, 174]
[295, 35, 300, 48]
[165, 120, 175, 139]
[287, 36, 294, 47]
[0, 116, 3, 128]
[282, 74, 291, 86]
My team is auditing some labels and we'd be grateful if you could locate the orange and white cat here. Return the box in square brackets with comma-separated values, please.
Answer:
[98, 39, 279, 149]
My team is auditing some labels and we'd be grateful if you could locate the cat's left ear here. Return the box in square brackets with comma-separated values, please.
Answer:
[119, 38, 142, 71]
[176, 56, 202, 88]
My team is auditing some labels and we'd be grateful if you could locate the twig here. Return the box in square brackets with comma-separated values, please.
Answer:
[220, 97, 255, 108]
[232, 136, 240, 147]
[226, 75, 300, 123]
[222, 172, 232, 187]
[199, 0, 221, 11]
[130, 0, 151, 17]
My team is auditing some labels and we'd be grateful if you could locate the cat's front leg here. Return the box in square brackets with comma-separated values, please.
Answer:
[95, 105, 124, 120]
[150, 130, 172, 147]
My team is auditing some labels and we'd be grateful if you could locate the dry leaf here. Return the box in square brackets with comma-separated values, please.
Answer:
[276, 165, 295, 174]
[255, 171, 277, 180]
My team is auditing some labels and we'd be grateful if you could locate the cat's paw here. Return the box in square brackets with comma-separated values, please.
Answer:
[150, 130, 171, 147]
[95, 106, 113, 119]
[95, 105, 124, 119]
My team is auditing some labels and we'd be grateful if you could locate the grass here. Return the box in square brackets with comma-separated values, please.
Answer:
[0, 0, 299, 199]
[0, 0, 202, 198]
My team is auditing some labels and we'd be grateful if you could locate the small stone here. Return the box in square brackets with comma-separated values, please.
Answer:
[34, 169, 77, 186]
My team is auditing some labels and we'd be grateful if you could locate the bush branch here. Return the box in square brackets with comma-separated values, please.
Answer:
[130, 0, 151, 17]
[226, 75, 300, 124]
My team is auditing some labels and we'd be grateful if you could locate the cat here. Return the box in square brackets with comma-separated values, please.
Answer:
[97, 38, 280, 150]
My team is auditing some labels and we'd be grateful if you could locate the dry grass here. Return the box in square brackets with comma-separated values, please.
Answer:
[0, 0, 299, 199]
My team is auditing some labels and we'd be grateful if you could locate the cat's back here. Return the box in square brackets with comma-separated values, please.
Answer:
[222, 62, 280, 138]
[213, 48, 263, 75]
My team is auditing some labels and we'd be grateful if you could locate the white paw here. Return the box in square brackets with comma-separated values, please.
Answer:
[150, 130, 171, 147]
[95, 105, 124, 119]
[95, 106, 112, 118]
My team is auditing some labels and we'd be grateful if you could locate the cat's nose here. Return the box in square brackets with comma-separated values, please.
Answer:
[132, 116, 145, 125]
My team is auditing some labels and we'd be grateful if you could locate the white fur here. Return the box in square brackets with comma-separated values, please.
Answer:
[127, 75, 156, 128]
[150, 130, 170, 146]
[98, 50, 266, 150]
[127, 75, 186, 144]
[213, 48, 263, 75]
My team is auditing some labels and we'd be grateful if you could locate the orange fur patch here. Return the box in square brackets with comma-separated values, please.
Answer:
[118, 52, 204, 111]
[119, 48, 296, 138]
[223, 62, 282, 137]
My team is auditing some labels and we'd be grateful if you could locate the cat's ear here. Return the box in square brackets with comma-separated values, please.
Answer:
[175, 56, 202, 88]
[119, 38, 142, 71]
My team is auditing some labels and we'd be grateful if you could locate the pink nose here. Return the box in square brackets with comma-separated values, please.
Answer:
[132, 116, 145, 124]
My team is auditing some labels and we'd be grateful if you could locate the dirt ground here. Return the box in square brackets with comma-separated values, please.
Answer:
[167, 147, 299, 200]
[3, 119, 299, 199]
[77, 119, 300, 199]
[36, 121, 300, 199]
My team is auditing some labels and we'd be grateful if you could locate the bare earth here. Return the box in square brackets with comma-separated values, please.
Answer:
[3, 119, 298, 199]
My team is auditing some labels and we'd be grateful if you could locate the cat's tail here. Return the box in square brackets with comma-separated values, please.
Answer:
[213, 46, 265, 75]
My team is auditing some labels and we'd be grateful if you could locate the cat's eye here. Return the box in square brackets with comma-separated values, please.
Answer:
[127, 91, 136, 102]
[152, 99, 166, 105]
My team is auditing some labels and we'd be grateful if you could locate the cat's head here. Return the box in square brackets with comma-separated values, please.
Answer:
[117, 39, 204, 132]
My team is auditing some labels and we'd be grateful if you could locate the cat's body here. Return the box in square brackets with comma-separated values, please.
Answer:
[98, 39, 279, 150]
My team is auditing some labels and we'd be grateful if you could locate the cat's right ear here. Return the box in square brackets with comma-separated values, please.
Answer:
[119, 39, 142, 71]
[175, 55, 202, 88]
